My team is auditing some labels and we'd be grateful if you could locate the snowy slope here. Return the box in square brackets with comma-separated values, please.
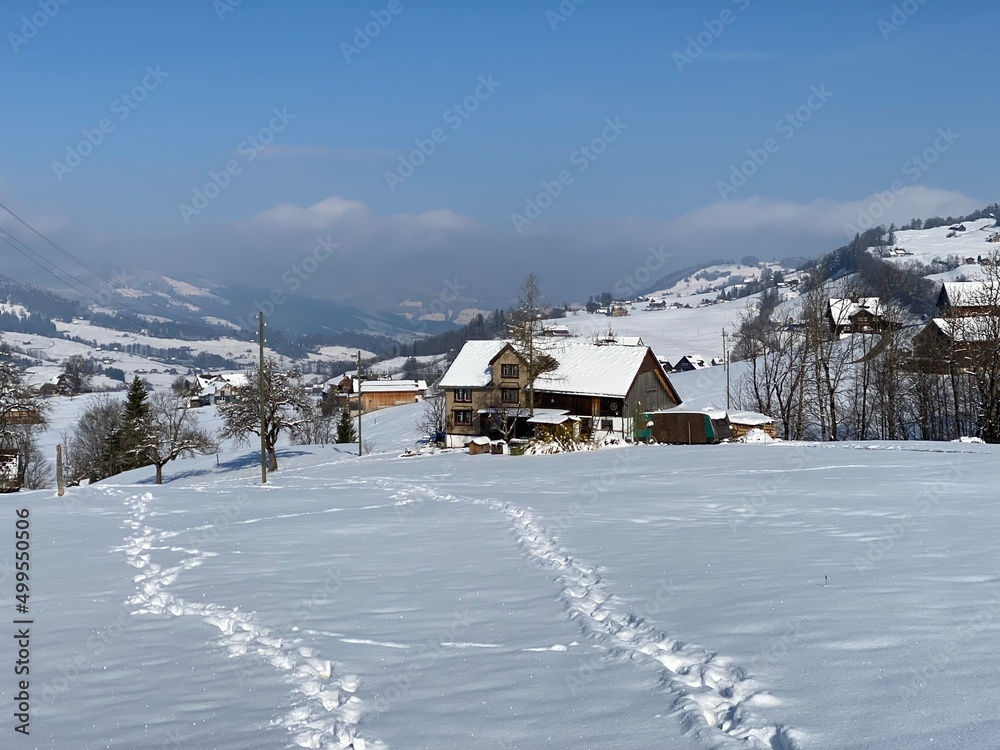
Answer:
[2, 399, 998, 749]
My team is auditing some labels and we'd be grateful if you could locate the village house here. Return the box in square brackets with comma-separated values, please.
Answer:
[671, 355, 710, 372]
[826, 297, 898, 336]
[325, 377, 428, 415]
[192, 373, 246, 407]
[912, 317, 1000, 373]
[937, 281, 1000, 317]
[438, 340, 682, 448]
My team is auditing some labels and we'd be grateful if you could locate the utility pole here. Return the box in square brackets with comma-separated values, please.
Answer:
[356, 350, 363, 457]
[259, 311, 267, 484]
[723, 329, 730, 410]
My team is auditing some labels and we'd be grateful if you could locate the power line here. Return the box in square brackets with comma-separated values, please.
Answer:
[0, 201, 240, 331]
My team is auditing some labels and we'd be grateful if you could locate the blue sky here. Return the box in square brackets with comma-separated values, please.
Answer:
[0, 0, 994, 308]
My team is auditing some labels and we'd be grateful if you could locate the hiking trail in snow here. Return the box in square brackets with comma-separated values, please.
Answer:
[113, 488, 384, 750]
[374, 478, 805, 750]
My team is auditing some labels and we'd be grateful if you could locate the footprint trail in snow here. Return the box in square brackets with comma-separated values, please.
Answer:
[114, 489, 383, 750]
[376, 479, 804, 750]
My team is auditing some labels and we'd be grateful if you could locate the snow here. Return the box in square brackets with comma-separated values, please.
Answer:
[0, 302, 29, 318]
[161, 276, 216, 297]
[438, 340, 506, 388]
[880, 218, 998, 266]
[535, 341, 653, 399]
[543, 301, 747, 365]
[3, 398, 999, 748]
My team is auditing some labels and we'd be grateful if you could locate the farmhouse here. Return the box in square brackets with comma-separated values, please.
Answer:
[827, 298, 898, 335]
[330, 378, 428, 414]
[439, 340, 682, 448]
[937, 282, 1000, 317]
[912, 317, 1000, 372]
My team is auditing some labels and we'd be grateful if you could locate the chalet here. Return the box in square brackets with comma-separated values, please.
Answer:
[672, 355, 710, 372]
[646, 299, 667, 311]
[192, 373, 246, 407]
[826, 297, 897, 335]
[912, 317, 1000, 372]
[937, 282, 1000, 317]
[439, 340, 682, 448]
[607, 304, 629, 317]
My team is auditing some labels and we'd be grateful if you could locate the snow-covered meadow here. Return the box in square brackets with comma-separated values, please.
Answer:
[1, 402, 998, 749]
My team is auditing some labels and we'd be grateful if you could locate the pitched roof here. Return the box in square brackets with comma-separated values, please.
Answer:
[534, 341, 657, 399]
[929, 316, 1000, 343]
[828, 298, 884, 325]
[940, 281, 992, 308]
[438, 340, 508, 388]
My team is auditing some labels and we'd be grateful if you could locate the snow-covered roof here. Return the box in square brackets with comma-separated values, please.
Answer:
[535, 341, 654, 399]
[676, 354, 710, 369]
[928, 317, 1000, 343]
[940, 281, 991, 308]
[728, 410, 774, 425]
[526, 409, 572, 424]
[438, 340, 507, 388]
[828, 298, 884, 325]
[357, 379, 427, 394]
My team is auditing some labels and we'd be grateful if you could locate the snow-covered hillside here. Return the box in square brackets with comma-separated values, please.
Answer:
[3, 401, 998, 749]
[881, 217, 999, 268]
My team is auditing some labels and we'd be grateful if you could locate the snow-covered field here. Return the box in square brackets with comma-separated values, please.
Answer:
[2, 401, 998, 749]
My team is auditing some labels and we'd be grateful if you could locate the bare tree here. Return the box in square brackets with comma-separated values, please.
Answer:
[64, 394, 124, 484]
[291, 404, 337, 447]
[218, 358, 312, 470]
[510, 274, 558, 416]
[135, 393, 217, 484]
[416, 391, 447, 444]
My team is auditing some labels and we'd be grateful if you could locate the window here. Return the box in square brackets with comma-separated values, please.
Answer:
[454, 410, 473, 425]
[501, 363, 520, 379]
[454, 388, 472, 403]
[501, 387, 519, 404]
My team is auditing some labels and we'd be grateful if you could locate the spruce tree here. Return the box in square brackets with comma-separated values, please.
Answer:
[337, 408, 357, 444]
[117, 376, 152, 472]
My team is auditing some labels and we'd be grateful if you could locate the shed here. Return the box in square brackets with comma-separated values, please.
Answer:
[728, 411, 776, 439]
[649, 409, 732, 444]
[468, 436, 492, 455]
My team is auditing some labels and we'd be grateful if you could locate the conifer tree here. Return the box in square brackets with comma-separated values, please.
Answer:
[336, 407, 357, 444]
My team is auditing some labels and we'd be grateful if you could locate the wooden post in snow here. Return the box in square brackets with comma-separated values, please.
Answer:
[56, 444, 65, 497]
